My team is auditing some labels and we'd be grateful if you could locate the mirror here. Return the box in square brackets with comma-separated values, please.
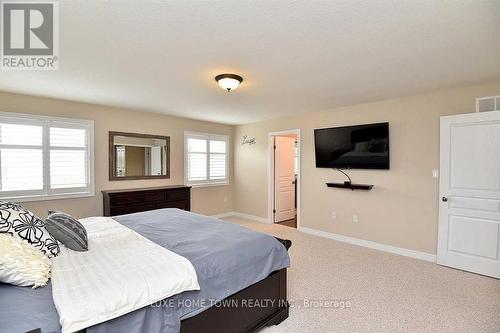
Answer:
[109, 131, 170, 180]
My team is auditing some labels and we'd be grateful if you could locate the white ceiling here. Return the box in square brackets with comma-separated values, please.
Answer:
[1, 0, 500, 124]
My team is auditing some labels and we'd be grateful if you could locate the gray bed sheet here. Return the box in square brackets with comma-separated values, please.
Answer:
[0, 208, 290, 333]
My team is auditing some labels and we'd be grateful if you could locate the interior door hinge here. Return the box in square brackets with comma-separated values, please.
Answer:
[273, 145, 276, 149]
[273, 209, 276, 213]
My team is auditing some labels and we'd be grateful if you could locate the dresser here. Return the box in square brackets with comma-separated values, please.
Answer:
[102, 185, 191, 216]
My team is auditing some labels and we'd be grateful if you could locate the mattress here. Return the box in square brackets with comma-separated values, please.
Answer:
[0, 208, 290, 333]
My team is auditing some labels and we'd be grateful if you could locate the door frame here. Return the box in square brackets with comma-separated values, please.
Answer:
[268, 129, 301, 227]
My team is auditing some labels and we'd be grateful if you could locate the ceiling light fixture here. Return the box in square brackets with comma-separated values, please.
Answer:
[215, 73, 243, 92]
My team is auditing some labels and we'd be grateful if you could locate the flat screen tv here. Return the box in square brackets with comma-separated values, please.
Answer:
[314, 122, 389, 169]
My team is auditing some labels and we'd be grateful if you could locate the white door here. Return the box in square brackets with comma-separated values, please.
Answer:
[438, 111, 500, 278]
[274, 136, 296, 222]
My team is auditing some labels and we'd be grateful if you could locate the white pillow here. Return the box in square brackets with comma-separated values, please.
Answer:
[0, 233, 51, 288]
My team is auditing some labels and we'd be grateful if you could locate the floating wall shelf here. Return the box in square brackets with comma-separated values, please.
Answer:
[326, 182, 374, 191]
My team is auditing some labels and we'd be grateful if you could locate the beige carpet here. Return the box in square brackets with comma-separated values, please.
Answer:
[223, 216, 500, 333]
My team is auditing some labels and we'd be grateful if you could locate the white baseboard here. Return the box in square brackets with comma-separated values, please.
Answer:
[211, 211, 271, 224]
[298, 226, 437, 263]
[233, 212, 270, 224]
[212, 213, 436, 262]
[211, 212, 236, 219]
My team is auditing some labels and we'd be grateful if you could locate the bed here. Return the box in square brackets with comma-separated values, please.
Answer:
[0, 208, 291, 333]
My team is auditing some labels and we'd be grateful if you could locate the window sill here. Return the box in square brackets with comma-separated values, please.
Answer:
[186, 182, 230, 188]
[1, 191, 95, 203]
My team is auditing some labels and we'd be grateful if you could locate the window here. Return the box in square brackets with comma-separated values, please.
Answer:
[0, 112, 94, 201]
[184, 131, 229, 186]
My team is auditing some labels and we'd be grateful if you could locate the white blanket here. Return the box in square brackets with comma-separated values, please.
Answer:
[51, 217, 199, 333]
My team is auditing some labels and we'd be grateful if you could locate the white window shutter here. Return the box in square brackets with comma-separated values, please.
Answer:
[50, 150, 87, 189]
[0, 123, 44, 193]
[0, 113, 94, 201]
[187, 151, 208, 181]
[209, 140, 226, 180]
[185, 132, 229, 186]
[187, 137, 208, 182]
[1, 148, 44, 191]
[49, 127, 88, 190]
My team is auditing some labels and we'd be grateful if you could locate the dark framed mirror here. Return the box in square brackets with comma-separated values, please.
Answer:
[109, 131, 170, 180]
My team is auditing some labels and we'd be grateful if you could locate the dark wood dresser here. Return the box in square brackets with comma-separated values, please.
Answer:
[102, 185, 191, 216]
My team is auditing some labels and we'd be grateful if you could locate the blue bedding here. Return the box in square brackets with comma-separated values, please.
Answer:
[0, 208, 290, 333]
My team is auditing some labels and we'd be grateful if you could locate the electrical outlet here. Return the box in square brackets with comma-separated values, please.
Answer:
[353, 214, 359, 224]
[331, 210, 337, 219]
[432, 170, 439, 179]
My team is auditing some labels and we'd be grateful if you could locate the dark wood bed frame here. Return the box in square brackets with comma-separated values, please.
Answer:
[101, 186, 291, 333]
[181, 238, 291, 333]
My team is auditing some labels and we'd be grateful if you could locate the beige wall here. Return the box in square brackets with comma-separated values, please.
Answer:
[234, 80, 500, 254]
[0, 92, 234, 218]
[2, 80, 500, 254]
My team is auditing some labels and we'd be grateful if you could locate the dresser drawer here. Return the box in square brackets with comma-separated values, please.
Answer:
[166, 189, 189, 202]
[110, 191, 166, 206]
[111, 203, 158, 216]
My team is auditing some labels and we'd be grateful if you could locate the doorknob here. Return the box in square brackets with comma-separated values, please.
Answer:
[442, 196, 448, 202]
[292, 181, 296, 184]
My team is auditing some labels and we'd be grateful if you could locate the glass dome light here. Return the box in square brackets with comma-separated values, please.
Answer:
[215, 74, 243, 92]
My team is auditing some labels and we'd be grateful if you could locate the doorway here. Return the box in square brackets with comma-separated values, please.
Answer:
[268, 129, 301, 228]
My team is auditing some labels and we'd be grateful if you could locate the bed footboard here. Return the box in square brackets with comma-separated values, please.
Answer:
[180, 238, 291, 333]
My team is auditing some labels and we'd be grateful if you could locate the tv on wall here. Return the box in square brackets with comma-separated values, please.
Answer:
[314, 122, 389, 170]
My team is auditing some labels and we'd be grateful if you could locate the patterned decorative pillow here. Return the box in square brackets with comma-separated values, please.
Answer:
[45, 211, 88, 251]
[0, 201, 60, 258]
